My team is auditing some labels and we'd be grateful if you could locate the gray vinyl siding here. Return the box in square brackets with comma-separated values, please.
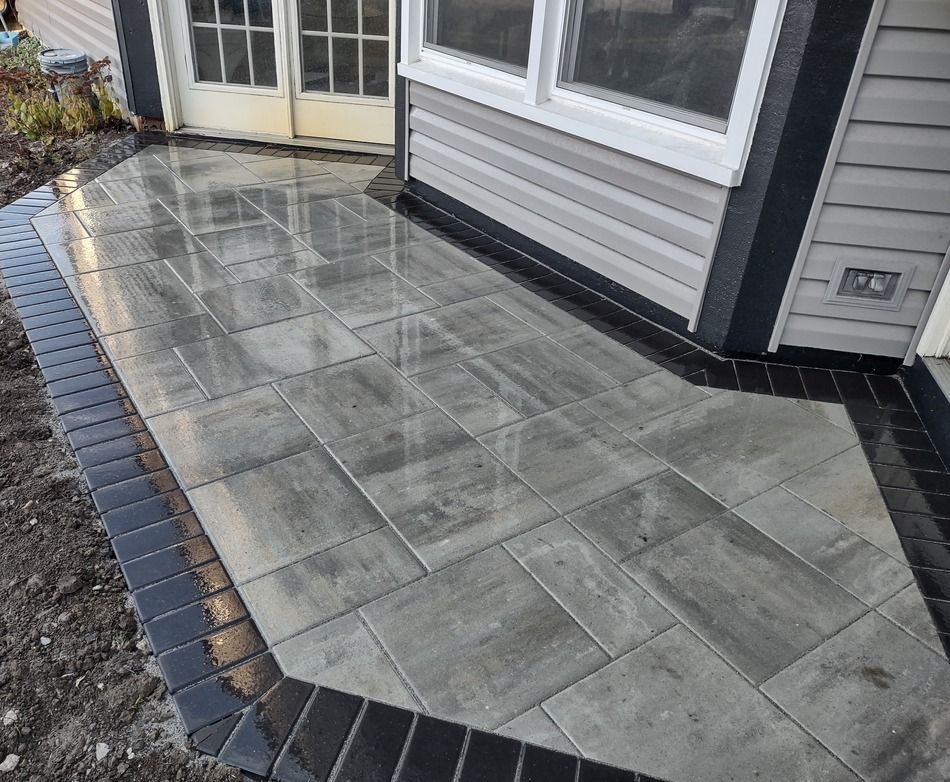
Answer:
[776, 0, 950, 358]
[407, 84, 729, 322]
[15, 0, 127, 107]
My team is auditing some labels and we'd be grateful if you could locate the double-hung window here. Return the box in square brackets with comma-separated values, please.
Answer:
[401, 0, 787, 185]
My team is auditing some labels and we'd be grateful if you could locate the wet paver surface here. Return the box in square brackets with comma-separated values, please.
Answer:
[33, 147, 950, 782]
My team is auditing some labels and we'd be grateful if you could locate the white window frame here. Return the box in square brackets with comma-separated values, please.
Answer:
[399, 0, 788, 187]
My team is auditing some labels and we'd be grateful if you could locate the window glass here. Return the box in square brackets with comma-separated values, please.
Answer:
[332, 37, 361, 93]
[301, 35, 330, 91]
[247, 0, 274, 26]
[221, 28, 252, 84]
[300, 0, 328, 31]
[298, 0, 389, 97]
[362, 0, 388, 36]
[189, 0, 277, 88]
[193, 26, 223, 82]
[425, 0, 534, 73]
[363, 40, 389, 96]
[190, 0, 217, 24]
[332, 0, 359, 34]
[251, 30, 278, 86]
[217, 0, 245, 26]
[560, 0, 756, 126]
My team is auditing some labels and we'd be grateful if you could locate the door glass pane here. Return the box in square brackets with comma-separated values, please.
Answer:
[193, 26, 223, 82]
[222, 28, 252, 84]
[301, 35, 330, 91]
[300, 0, 328, 31]
[251, 30, 278, 86]
[362, 39, 388, 97]
[362, 0, 387, 35]
[189, 0, 277, 88]
[332, 37, 360, 94]
[331, 0, 359, 34]
[424, 0, 533, 73]
[298, 0, 389, 98]
[560, 0, 756, 127]
[190, 0, 217, 24]
[217, 0, 245, 25]
[247, 0, 274, 26]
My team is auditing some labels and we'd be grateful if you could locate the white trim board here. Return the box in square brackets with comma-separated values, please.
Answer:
[170, 126, 395, 155]
[146, 0, 182, 130]
[911, 247, 950, 360]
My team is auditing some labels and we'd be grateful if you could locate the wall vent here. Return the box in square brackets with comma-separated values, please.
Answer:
[824, 258, 915, 311]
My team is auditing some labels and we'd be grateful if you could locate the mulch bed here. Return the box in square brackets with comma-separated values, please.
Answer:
[0, 126, 130, 206]
[0, 33, 130, 206]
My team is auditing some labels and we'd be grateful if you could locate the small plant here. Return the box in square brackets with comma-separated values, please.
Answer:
[0, 55, 123, 143]
[0, 36, 44, 72]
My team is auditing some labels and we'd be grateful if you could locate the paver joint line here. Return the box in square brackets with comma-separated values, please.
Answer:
[1, 131, 947, 782]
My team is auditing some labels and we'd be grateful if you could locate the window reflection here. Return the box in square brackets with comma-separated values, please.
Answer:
[425, 0, 534, 73]
[561, 0, 756, 126]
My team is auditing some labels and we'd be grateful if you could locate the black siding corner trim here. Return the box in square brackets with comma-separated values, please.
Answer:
[111, 0, 164, 119]
[695, 0, 875, 355]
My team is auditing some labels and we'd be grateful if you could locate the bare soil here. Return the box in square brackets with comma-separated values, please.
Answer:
[0, 287, 244, 782]
[0, 82, 244, 777]
[0, 127, 130, 206]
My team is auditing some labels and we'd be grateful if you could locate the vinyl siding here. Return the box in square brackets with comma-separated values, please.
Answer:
[15, 0, 127, 107]
[776, 0, 950, 359]
[407, 84, 729, 323]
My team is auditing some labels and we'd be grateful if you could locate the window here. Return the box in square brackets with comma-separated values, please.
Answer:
[188, 0, 278, 88]
[560, 0, 756, 130]
[403, 0, 785, 185]
[425, 0, 534, 73]
[298, 0, 391, 96]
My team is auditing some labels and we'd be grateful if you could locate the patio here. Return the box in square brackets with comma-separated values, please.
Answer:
[28, 145, 950, 782]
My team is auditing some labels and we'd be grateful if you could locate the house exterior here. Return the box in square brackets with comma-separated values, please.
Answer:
[13, 0, 950, 405]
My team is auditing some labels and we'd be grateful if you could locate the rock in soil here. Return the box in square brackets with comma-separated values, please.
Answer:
[0, 754, 19, 773]
[55, 575, 82, 597]
[0, 271, 242, 781]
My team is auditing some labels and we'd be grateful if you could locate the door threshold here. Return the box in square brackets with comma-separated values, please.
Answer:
[173, 126, 395, 156]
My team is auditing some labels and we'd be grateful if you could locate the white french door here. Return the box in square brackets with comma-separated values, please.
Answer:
[289, 0, 395, 144]
[164, 0, 395, 146]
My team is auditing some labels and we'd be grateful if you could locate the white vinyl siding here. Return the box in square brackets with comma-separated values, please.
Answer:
[15, 0, 127, 107]
[774, 0, 950, 359]
[407, 83, 729, 323]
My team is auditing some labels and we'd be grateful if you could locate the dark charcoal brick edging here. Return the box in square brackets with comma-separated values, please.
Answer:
[1, 132, 948, 781]
[0, 133, 662, 782]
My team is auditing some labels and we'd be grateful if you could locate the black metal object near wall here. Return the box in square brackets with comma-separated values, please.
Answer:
[111, 0, 164, 120]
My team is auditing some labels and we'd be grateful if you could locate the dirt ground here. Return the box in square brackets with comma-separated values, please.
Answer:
[0, 126, 129, 206]
[0, 288, 245, 781]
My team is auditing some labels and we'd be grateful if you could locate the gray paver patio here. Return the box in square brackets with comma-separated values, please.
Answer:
[43, 147, 949, 782]
[762, 613, 950, 782]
